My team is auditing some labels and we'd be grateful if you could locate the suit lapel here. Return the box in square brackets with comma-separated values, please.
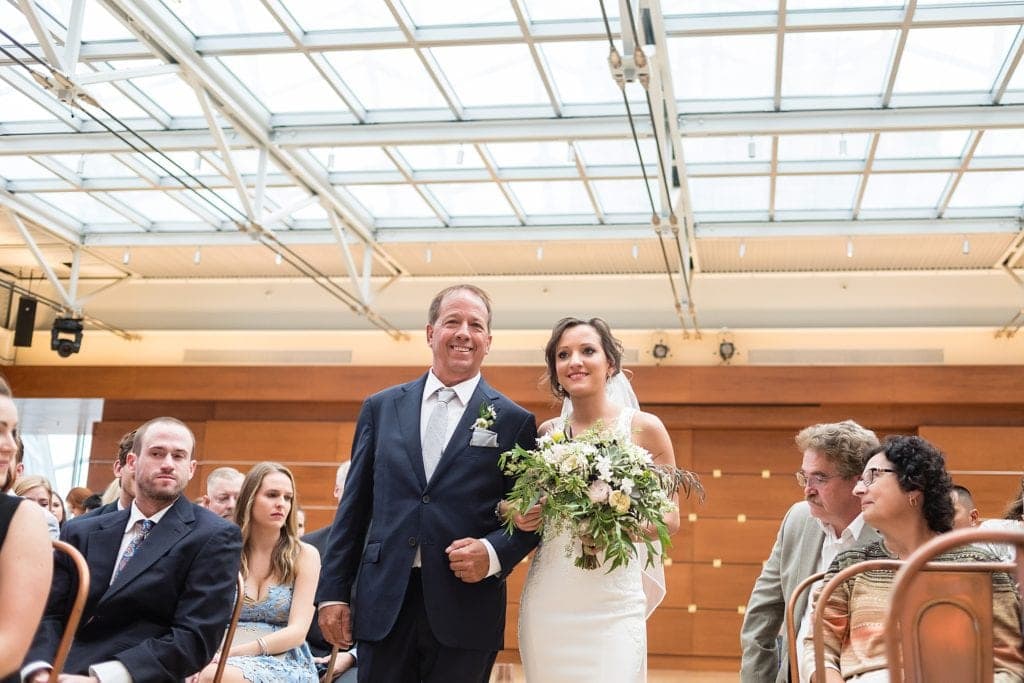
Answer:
[397, 375, 429, 488]
[102, 497, 195, 601]
[88, 508, 131, 594]
[428, 379, 498, 486]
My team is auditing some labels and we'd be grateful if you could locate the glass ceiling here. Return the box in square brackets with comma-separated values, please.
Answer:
[1, 0, 1023, 259]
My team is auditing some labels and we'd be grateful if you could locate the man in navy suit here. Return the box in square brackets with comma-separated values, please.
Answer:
[24, 417, 242, 682]
[317, 284, 539, 682]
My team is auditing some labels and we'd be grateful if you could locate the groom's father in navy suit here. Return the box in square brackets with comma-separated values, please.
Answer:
[317, 284, 539, 682]
[24, 417, 242, 682]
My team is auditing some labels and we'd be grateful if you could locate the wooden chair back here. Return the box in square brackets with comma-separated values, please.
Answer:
[885, 527, 1024, 683]
[49, 540, 90, 683]
[785, 570, 825, 681]
[321, 645, 340, 683]
[211, 573, 246, 683]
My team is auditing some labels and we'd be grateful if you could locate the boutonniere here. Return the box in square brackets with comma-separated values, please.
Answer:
[473, 402, 497, 431]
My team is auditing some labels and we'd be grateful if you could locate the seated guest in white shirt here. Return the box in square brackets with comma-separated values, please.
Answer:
[22, 417, 242, 683]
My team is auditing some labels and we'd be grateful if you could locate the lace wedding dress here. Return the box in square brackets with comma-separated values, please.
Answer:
[518, 408, 648, 682]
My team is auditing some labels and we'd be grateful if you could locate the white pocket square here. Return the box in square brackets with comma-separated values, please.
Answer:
[470, 428, 499, 448]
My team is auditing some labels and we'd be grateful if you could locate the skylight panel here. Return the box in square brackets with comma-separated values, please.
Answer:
[683, 136, 772, 163]
[399, 0, 516, 27]
[80, 2, 135, 40]
[874, 130, 971, 159]
[159, 0, 281, 36]
[105, 191, 204, 222]
[396, 145, 485, 170]
[893, 26, 1018, 94]
[429, 44, 551, 108]
[522, 0, 617, 21]
[668, 34, 775, 101]
[859, 173, 949, 209]
[311, 147, 396, 172]
[284, 0, 397, 31]
[541, 41, 636, 106]
[220, 54, 349, 114]
[78, 82, 152, 118]
[947, 171, 1024, 208]
[687, 177, 769, 213]
[34, 192, 129, 224]
[591, 179, 658, 214]
[667, 0, 776, 13]
[778, 134, 871, 161]
[128, 70, 203, 118]
[509, 180, 594, 215]
[343, 184, 437, 218]
[775, 175, 859, 211]
[0, 3, 34, 42]
[0, 80, 64, 121]
[782, 30, 896, 99]
[324, 49, 448, 110]
[262, 187, 327, 221]
[787, 0, 903, 8]
[0, 157, 59, 180]
[575, 139, 657, 166]
[49, 154, 132, 177]
[429, 183, 517, 218]
[485, 142, 577, 168]
[972, 129, 1024, 157]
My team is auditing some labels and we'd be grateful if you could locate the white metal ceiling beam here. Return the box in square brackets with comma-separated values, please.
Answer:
[63, 0, 85, 74]
[992, 26, 1024, 104]
[511, 0, 563, 117]
[192, 81, 255, 222]
[474, 143, 527, 225]
[7, 105, 1024, 155]
[16, 0, 62, 69]
[0, 67, 82, 131]
[880, 0, 916, 108]
[936, 130, 983, 218]
[6, 207, 78, 311]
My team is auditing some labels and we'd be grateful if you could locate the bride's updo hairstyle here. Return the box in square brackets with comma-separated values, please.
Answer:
[543, 317, 624, 400]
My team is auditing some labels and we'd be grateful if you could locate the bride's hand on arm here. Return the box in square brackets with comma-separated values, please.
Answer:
[498, 498, 544, 532]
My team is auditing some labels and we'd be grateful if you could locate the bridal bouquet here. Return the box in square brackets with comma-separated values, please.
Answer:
[499, 422, 703, 571]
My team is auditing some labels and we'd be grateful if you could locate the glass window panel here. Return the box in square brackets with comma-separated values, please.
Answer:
[49, 154, 132, 177]
[324, 49, 448, 110]
[575, 139, 657, 166]
[0, 157, 59, 180]
[400, 0, 516, 26]
[684, 136, 772, 163]
[523, 0, 616, 21]
[874, 130, 970, 159]
[134, 152, 221, 178]
[396, 144, 483, 170]
[284, 0, 397, 31]
[973, 129, 1024, 157]
[34, 192, 129, 223]
[105, 191, 203, 221]
[778, 133, 872, 161]
[788, 0, 903, 8]
[82, 82, 152, 118]
[310, 147, 395, 172]
[0, 80, 63, 121]
[486, 142, 576, 168]
[262, 187, 327, 220]
[159, 0, 281, 35]
[220, 54, 348, 113]
[429, 45, 551, 107]
[80, 2, 135, 40]
[343, 185, 436, 218]
[782, 30, 896, 98]
[668, 34, 775, 101]
[666, 0, 776, 13]
[509, 180, 593, 215]
[541, 41, 639, 106]
[130, 71, 203, 118]
[687, 177, 769, 212]
[775, 175, 859, 210]
[947, 171, 1024, 208]
[430, 183, 516, 217]
[859, 173, 948, 209]
[894, 26, 1017, 94]
[591, 179, 657, 214]
[0, 3, 35, 42]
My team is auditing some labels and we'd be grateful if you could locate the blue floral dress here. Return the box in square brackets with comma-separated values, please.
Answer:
[226, 583, 317, 683]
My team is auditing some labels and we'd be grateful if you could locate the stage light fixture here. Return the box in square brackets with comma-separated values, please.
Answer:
[50, 317, 83, 358]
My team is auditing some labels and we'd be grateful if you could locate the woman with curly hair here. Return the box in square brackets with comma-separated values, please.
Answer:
[804, 435, 1024, 682]
[193, 462, 320, 682]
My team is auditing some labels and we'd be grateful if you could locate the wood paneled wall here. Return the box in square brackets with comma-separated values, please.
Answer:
[7, 365, 1024, 672]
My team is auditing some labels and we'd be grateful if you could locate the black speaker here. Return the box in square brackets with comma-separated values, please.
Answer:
[13, 297, 37, 347]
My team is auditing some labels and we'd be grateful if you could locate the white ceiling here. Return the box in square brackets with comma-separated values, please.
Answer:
[1, 0, 1023, 344]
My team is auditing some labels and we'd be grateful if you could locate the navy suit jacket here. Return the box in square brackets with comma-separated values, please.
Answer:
[316, 372, 539, 651]
[27, 495, 242, 681]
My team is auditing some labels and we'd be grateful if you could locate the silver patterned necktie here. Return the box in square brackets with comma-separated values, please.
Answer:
[114, 518, 154, 580]
[423, 387, 456, 481]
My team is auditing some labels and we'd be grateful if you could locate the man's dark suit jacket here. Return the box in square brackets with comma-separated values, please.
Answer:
[316, 373, 539, 652]
[27, 495, 242, 680]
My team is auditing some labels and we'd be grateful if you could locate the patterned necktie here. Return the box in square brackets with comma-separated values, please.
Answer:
[114, 519, 154, 579]
[423, 387, 456, 481]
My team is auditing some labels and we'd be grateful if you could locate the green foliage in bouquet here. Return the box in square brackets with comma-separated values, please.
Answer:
[499, 421, 704, 571]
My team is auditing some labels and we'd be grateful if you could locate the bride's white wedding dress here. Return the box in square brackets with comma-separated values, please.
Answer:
[518, 408, 648, 682]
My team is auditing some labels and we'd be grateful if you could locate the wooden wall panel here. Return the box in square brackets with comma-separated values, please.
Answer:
[692, 429, 796, 473]
[692, 518, 780, 564]
[695, 474, 802, 519]
[945, 473, 1020, 520]
[202, 421, 355, 461]
[921, 426, 1024, 472]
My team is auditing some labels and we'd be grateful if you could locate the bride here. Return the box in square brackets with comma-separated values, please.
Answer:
[504, 316, 685, 682]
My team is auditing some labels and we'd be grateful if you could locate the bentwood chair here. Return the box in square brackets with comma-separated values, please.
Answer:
[321, 646, 340, 683]
[211, 573, 246, 683]
[885, 527, 1024, 683]
[785, 570, 825, 680]
[49, 540, 90, 683]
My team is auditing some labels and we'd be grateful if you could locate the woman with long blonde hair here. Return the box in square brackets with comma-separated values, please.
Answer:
[195, 462, 320, 682]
